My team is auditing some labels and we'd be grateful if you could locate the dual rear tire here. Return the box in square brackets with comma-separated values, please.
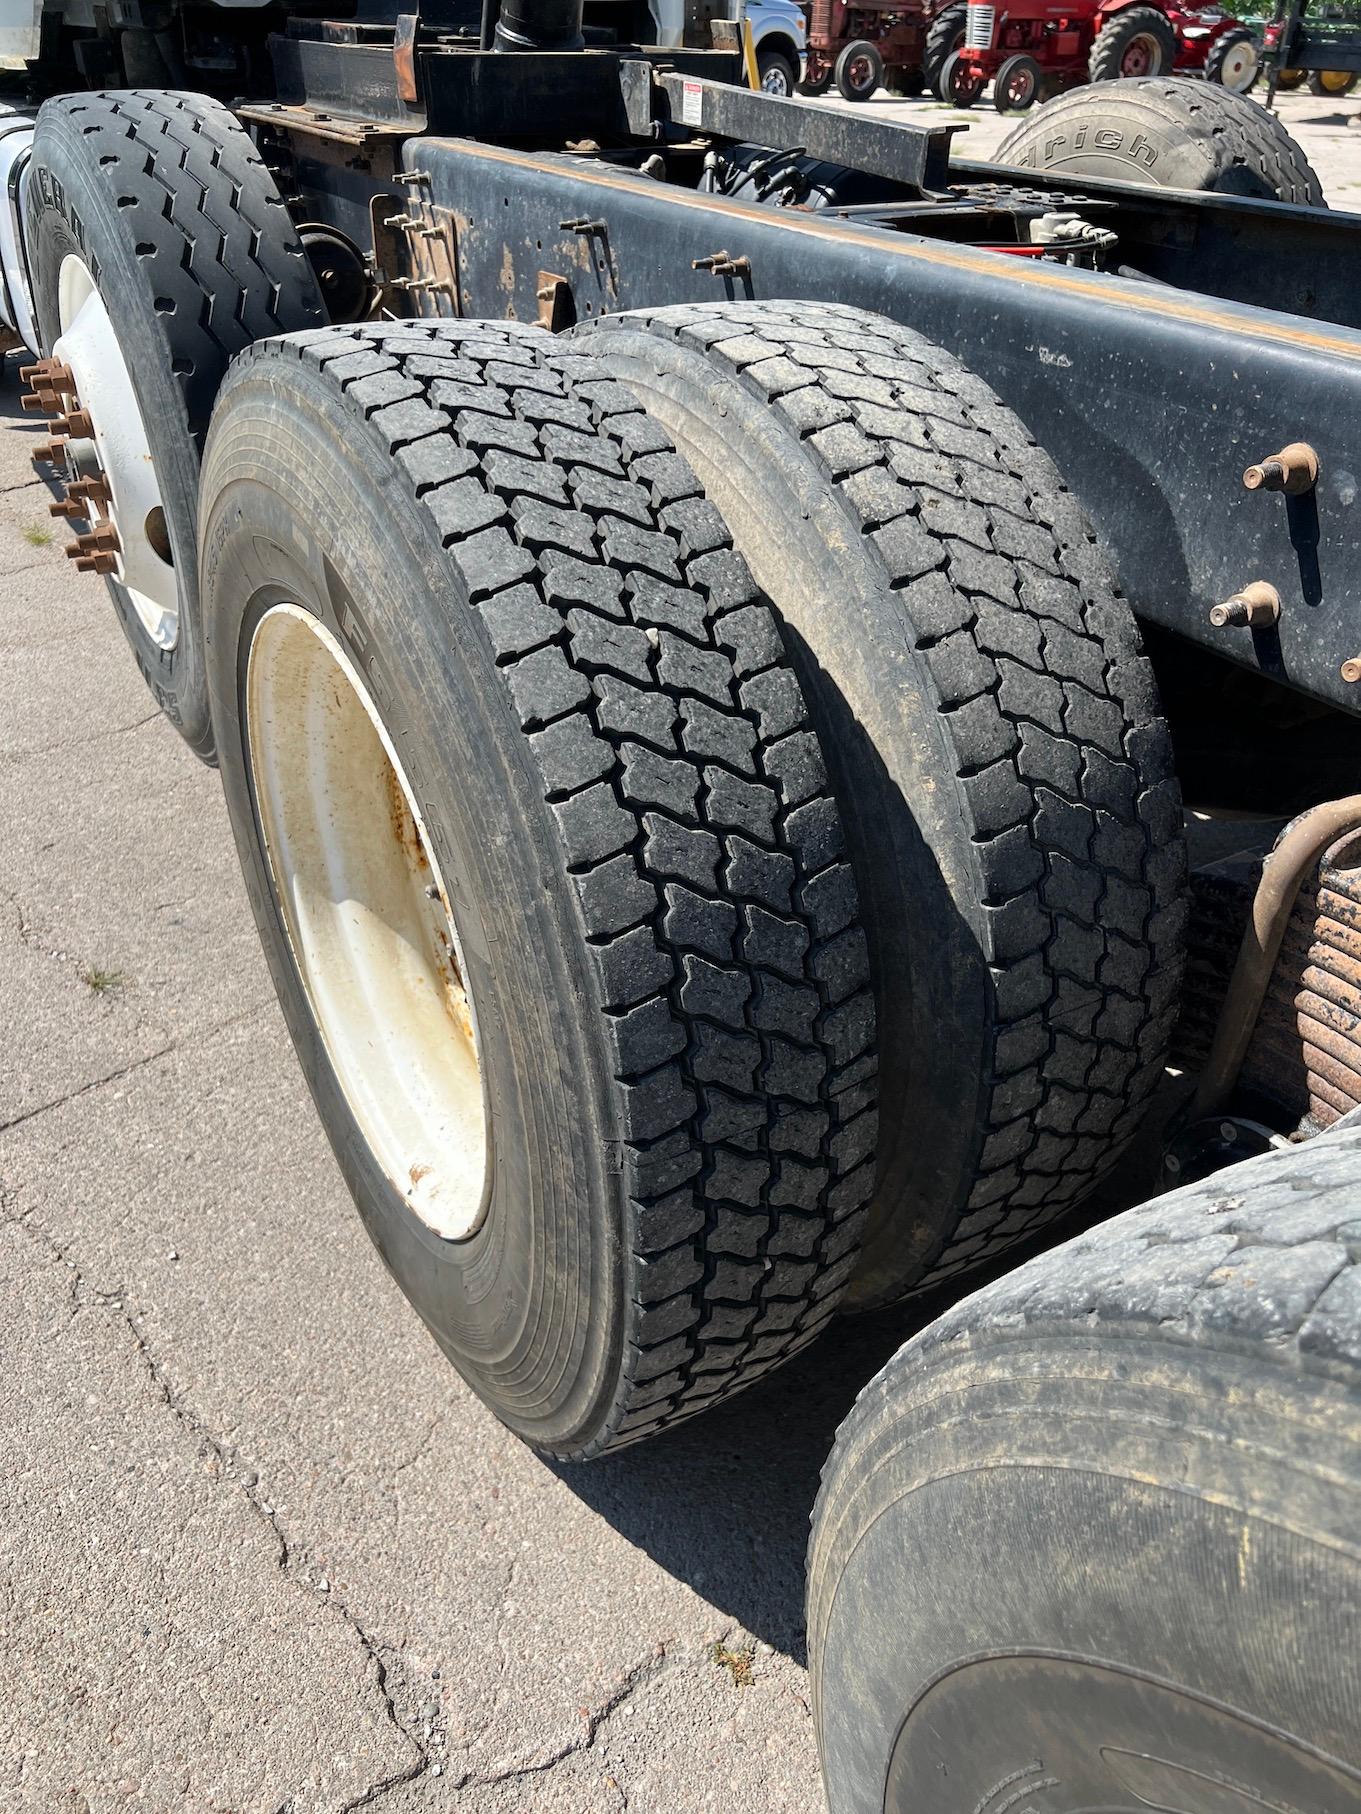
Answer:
[197, 301, 1184, 1442]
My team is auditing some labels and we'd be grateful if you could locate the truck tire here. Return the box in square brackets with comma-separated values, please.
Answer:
[757, 45, 800, 96]
[575, 303, 1184, 1309]
[1088, 5, 1177, 82]
[835, 40, 885, 100]
[198, 320, 877, 1461]
[1204, 24, 1260, 92]
[24, 90, 324, 760]
[996, 77, 1325, 204]
[924, 4, 966, 97]
[809, 1127, 1361, 1813]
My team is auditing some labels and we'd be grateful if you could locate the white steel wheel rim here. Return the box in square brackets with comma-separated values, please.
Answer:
[52, 253, 179, 649]
[1221, 39, 1258, 88]
[246, 603, 491, 1241]
[762, 63, 790, 94]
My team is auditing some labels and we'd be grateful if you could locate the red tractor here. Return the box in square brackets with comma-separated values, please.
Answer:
[800, 0, 967, 99]
[940, 0, 1258, 109]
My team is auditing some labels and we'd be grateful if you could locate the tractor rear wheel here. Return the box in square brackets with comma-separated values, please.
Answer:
[809, 1130, 1361, 1813]
[924, 2, 966, 96]
[198, 320, 877, 1459]
[1088, 4, 1177, 82]
[996, 77, 1325, 204]
[574, 302, 1184, 1309]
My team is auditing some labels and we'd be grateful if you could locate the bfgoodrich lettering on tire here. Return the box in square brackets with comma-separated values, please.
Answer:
[198, 320, 877, 1460]
[995, 77, 1324, 204]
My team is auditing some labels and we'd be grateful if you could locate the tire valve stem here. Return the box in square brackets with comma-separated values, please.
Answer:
[1209, 581, 1281, 629]
[1243, 442, 1320, 495]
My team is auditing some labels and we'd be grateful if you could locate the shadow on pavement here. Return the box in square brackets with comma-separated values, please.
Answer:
[555, 1138, 1164, 1666]
[556, 1293, 930, 1664]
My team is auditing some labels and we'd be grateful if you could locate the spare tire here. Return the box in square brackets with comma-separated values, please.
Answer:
[994, 76, 1325, 205]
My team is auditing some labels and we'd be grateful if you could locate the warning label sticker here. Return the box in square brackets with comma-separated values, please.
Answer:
[681, 79, 704, 128]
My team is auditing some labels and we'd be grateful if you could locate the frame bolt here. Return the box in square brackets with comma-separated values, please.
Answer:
[1208, 581, 1280, 629]
[1243, 442, 1320, 495]
[692, 250, 751, 278]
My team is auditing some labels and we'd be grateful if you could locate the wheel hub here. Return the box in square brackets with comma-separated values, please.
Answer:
[245, 602, 492, 1241]
[24, 255, 180, 650]
[21, 356, 122, 578]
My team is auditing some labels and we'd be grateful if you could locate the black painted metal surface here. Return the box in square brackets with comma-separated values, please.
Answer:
[416, 136, 1361, 714]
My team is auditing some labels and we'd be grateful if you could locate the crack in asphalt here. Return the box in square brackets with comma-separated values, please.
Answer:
[1, 707, 164, 765]
[2, 1203, 436, 1809]
[0, 996, 277, 1135]
[448, 1643, 675, 1796]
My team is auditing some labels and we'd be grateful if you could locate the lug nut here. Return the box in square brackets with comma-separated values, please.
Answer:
[1209, 581, 1281, 629]
[32, 438, 68, 467]
[49, 497, 86, 519]
[1243, 442, 1320, 495]
[68, 476, 111, 506]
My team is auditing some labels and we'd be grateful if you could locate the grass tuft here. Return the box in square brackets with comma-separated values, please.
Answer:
[710, 1639, 755, 1689]
[80, 965, 126, 995]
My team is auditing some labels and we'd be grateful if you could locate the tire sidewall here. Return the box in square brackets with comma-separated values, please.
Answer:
[995, 82, 1308, 198]
[27, 111, 212, 753]
[812, 1339, 1361, 1813]
[200, 363, 627, 1453]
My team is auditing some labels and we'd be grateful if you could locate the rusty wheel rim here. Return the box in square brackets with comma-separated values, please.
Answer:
[245, 602, 491, 1240]
[1120, 33, 1160, 75]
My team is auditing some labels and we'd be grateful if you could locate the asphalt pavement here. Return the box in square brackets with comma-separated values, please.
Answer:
[2, 95, 1356, 1813]
[0, 355, 937, 1811]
